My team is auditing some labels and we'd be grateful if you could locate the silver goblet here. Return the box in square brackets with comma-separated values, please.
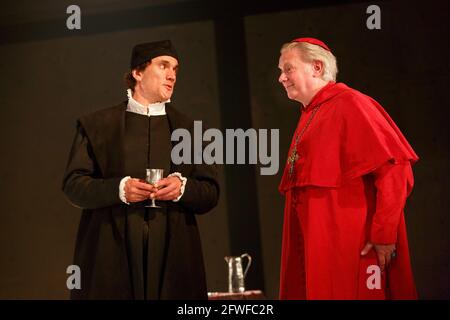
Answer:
[145, 168, 164, 208]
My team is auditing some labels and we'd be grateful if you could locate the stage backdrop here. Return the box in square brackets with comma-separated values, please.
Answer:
[0, 0, 449, 299]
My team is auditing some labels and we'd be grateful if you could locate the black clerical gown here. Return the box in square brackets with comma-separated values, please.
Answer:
[124, 112, 171, 299]
[62, 102, 219, 299]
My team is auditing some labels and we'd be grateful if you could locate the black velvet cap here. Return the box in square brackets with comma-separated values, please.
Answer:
[130, 40, 178, 69]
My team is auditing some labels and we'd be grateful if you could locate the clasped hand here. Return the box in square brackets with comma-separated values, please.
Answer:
[124, 176, 182, 203]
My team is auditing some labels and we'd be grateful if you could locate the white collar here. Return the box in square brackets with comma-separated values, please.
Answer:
[126, 89, 168, 116]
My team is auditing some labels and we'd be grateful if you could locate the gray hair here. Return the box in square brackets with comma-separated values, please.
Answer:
[281, 41, 338, 81]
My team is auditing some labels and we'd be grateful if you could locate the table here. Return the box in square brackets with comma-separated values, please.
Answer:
[207, 290, 265, 300]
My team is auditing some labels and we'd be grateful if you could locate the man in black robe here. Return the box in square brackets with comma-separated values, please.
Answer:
[62, 40, 219, 299]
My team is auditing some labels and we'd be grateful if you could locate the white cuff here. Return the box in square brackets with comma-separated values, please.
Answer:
[119, 176, 131, 205]
[168, 172, 187, 202]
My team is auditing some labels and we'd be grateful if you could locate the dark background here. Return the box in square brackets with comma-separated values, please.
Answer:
[0, 0, 449, 299]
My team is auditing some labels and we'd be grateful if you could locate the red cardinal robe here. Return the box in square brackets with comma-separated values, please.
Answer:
[279, 82, 419, 300]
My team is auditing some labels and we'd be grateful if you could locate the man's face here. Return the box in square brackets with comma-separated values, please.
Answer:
[134, 55, 179, 103]
[278, 49, 315, 104]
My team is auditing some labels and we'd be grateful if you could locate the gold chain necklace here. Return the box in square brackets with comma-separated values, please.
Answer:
[288, 104, 321, 178]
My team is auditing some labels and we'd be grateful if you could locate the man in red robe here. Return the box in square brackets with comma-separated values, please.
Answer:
[277, 37, 418, 299]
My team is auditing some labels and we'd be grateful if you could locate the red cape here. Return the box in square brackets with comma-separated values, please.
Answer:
[279, 82, 418, 299]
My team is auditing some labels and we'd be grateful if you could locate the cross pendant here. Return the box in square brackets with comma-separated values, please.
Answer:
[288, 148, 299, 177]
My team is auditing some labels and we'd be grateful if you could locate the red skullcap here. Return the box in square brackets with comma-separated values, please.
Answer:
[291, 37, 331, 52]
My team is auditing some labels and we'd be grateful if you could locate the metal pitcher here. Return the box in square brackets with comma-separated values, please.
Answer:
[224, 253, 252, 293]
